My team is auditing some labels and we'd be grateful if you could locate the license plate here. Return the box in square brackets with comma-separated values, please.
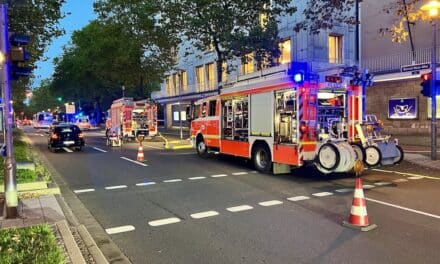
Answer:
[63, 141, 74, 145]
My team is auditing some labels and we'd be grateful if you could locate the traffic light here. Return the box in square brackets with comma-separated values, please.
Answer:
[420, 73, 432, 97]
[9, 33, 31, 80]
[290, 61, 308, 85]
[57, 97, 62, 102]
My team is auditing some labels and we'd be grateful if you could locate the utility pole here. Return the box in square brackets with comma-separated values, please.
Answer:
[178, 71, 183, 140]
[431, 19, 437, 160]
[0, 3, 18, 218]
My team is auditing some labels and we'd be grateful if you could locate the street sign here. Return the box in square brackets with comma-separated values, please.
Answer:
[401, 63, 430, 72]
[65, 104, 75, 114]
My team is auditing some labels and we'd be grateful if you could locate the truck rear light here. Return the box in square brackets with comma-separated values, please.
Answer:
[300, 122, 307, 134]
[51, 133, 59, 140]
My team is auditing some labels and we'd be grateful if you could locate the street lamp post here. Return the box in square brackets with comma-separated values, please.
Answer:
[421, 0, 440, 160]
[178, 71, 183, 140]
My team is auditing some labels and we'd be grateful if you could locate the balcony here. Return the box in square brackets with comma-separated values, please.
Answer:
[362, 46, 440, 74]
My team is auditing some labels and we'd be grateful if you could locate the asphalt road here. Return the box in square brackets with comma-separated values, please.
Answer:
[24, 127, 440, 264]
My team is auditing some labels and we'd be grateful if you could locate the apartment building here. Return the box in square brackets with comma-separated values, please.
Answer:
[361, 0, 439, 140]
[152, 2, 357, 128]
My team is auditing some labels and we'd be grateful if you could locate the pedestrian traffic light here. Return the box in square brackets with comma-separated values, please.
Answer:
[9, 33, 31, 80]
[290, 62, 308, 85]
[420, 73, 432, 97]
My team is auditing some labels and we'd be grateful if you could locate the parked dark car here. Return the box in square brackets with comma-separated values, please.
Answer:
[48, 124, 85, 152]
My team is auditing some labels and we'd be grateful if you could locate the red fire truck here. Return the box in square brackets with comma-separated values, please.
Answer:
[108, 98, 158, 140]
[190, 65, 358, 174]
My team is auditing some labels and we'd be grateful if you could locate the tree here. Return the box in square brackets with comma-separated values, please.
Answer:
[295, 0, 428, 43]
[154, 0, 295, 86]
[28, 79, 58, 114]
[7, 0, 65, 107]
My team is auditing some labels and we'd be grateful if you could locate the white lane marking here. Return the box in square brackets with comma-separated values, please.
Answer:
[105, 185, 127, 190]
[408, 176, 424, 180]
[211, 174, 227, 178]
[363, 184, 375, 189]
[92, 146, 107, 153]
[287, 196, 310, 202]
[144, 145, 164, 150]
[40, 134, 45, 137]
[105, 225, 135, 235]
[312, 192, 333, 197]
[259, 200, 283, 207]
[250, 171, 258, 174]
[74, 189, 95, 194]
[335, 188, 353, 193]
[188, 176, 206, 180]
[120, 157, 148, 167]
[226, 205, 254, 212]
[372, 168, 439, 180]
[148, 217, 181, 227]
[163, 179, 182, 183]
[232, 172, 248, 175]
[136, 182, 156, 186]
[374, 182, 392, 186]
[393, 179, 409, 183]
[62, 147, 73, 153]
[190, 211, 219, 219]
[365, 197, 440, 219]
[34, 133, 39, 136]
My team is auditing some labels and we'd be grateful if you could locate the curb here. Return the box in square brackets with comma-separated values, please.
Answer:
[56, 219, 86, 264]
[0, 187, 61, 199]
[78, 225, 109, 264]
[0, 181, 48, 192]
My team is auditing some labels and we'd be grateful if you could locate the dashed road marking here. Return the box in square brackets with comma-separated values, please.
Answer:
[105, 225, 135, 235]
[105, 185, 127, 190]
[188, 176, 206, 180]
[226, 205, 253, 212]
[120, 157, 148, 167]
[148, 217, 181, 227]
[74, 189, 95, 194]
[163, 179, 182, 183]
[335, 188, 353, 193]
[211, 174, 227, 178]
[287, 196, 310, 202]
[92, 146, 107, 153]
[190, 211, 219, 219]
[393, 179, 409, 183]
[408, 176, 424, 180]
[259, 200, 283, 207]
[374, 182, 392, 186]
[250, 171, 258, 174]
[372, 168, 439, 180]
[312, 192, 333, 197]
[40, 134, 45, 137]
[363, 184, 375, 189]
[135, 182, 156, 186]
[365, 197, 440, 219]
[232, 172, 248, 175]
[62, 147, 73, 153]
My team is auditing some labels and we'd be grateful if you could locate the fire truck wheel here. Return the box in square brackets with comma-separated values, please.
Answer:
[252, 144, 272, 173]
[317, 143, 340, 171]
[351, 143, 365, 162]
[393, 145, 404, 164]
[364, 145, 382, 167]
[196, 138, 208, 158]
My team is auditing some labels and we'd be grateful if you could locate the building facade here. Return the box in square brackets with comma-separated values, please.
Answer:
[361, 0, 440, 144]
[152, 2, 358, 128]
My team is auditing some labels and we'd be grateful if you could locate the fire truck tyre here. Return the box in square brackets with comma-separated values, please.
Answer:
[393, 145, 404, 164]
[196, 138, 208, 158]
[364, 146, 382, 167]
[317, 143, 340, 171]
[252, 144, 272, 173]
[351, 143, 365, 162]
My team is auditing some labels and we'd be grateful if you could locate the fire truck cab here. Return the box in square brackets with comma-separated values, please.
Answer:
[190, 64, 358, 174]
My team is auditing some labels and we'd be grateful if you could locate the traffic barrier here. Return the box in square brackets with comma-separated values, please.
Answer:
[342, 177, 377, 231]
[137, 143, 144, 162]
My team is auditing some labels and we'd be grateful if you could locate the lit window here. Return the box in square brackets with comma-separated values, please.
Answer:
[206, 63, 215, 90]
[221, 61, 228, 83]
[165, 78, 171, 96]
[241, 53, 254, 75]
[196, 65, 205, 92]
[329, 35, 342, 64]
[181, 71, 188, 92]
[278, 39, 291, 64]
[167, 75, 176, 96]
[259, 3, 268, 29]
[172, 74, 178, 95]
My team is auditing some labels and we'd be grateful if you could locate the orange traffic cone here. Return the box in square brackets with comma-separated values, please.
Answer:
[342, 177, 377, 231]
[137, 143, 144, 162]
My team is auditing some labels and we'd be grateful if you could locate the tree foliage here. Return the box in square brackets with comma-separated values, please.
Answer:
[295, 0, 430, 43]
[158, 0, 296, 83]
[28, 79, 58, 114]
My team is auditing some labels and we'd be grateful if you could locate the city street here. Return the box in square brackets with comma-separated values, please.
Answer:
[24, 127, 440, 264]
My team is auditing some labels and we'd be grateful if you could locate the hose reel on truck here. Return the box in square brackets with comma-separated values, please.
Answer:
[316, 140, 357, 174]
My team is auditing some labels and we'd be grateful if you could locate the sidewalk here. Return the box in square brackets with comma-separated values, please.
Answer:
[158, 127, 192, 149]
[404, 153, 440, 171]
[0, 195, 97, 263]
